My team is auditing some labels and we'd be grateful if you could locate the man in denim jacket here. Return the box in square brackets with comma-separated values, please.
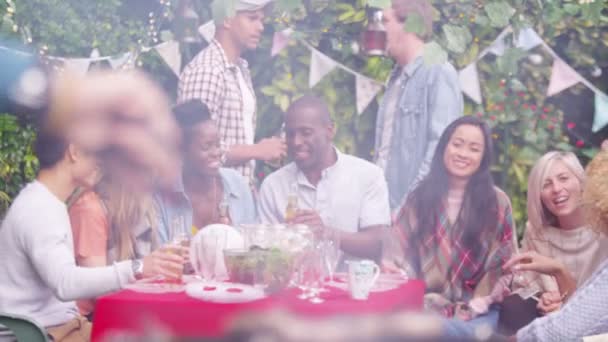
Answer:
[375, 0, 463, 210]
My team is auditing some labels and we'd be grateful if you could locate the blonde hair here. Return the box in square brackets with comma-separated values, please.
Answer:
[584, 150, 608, 235]
[527, 151, 585, 232]
[98, 175, 157, 261]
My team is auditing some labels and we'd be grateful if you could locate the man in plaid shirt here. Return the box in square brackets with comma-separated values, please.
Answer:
[179, 0, 286, 184]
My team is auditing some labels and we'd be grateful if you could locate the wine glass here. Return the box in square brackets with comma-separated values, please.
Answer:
[322, 239, 341, 284]
[306, 244, 326, 304]
[200, 233, 217, 281]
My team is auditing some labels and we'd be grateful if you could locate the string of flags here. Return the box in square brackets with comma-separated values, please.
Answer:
[458, 26, 608, 133]
[269, 24, 608, 131]
[4, 17, 604, 131]
[199, 22, 385, 116]
[0, 40, 182, 78]
[273, 28, 385, 115]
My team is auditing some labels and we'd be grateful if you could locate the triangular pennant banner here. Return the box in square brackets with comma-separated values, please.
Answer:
[309, 48, 338, 88]
[271, 28, 293, 57]
[108, 52, 131, 69]
[592, 93, 608, 133]
[355, 74, 383, 115]
[63, 59, 90, 76]
[458, 63, 482, 104]
[547, 58, 581, 97]
[89, 48, 100, 59]
[155, 41, 182, 76]
[198, 21, 216, 43]
[487, 36, 506, 56]
[516, 28, 543, 51]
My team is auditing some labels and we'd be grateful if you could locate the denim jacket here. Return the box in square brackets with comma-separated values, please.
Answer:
[154, 168, 258, 244]
[375, 56, 463, 210]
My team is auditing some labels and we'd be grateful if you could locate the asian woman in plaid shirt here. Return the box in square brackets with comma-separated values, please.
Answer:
[392, 116, 517, 337]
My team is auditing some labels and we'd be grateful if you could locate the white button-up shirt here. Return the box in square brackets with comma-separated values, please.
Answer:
[259, 149, 391, 233]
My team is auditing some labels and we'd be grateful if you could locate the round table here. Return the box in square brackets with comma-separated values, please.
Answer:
[91, 280, 425, 341]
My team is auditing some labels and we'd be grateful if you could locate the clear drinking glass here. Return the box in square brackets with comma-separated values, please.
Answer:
[200, 234, 216, 281]
[306, 244, 326, 304]
[322, 239, 341, 283]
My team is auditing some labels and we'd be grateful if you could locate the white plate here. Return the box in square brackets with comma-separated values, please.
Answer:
[329, 273, 408, 292]
[124, 279, 185, 294]
[185, 281, 266, 303]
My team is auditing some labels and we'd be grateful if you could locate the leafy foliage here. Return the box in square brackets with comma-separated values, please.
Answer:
[0, 114, 37, 214]
[0, 0, 606, 236]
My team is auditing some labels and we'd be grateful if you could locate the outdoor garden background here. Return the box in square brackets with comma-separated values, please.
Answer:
[0, 0, 607, 239]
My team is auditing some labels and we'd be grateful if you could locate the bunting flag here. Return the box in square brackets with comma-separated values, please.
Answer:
[592, 93, 608, 133]
[198, 21, 216, 43]
[89, 48, 100, 59]
[479, 26, 512, 59]
[516, 28, 543, 51]
[108, 52, 132, 69]
[309, 48, 338, 88]
[458, 63, 482, 104]
[62, 59, 90, 76]
[546, 58, 582, 97]
[355, 74, 384, 115]
[155, 41, 182, 76]
[271, 28, 293, 57]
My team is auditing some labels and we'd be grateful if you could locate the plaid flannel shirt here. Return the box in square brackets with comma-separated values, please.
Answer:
[394, 187, 517, 317]
[178, 39, 257, 182]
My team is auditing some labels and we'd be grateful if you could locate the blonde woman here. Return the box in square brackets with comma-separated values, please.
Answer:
[503, 150, 608, 341]
[517, 151, 608, 314]
[68, 174, 165, 316]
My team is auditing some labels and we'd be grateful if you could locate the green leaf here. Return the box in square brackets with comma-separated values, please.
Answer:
[485, 1, 515, 27]
[509, 79, 527, 92]
[423, 41, 448, 65]
[563, 4, 580, 15]
[275, 0, 302, 13]
[442, 24, 472, 53]
[404, 12, 426, 36]
[475, 15, 490, 26]
[367, 0, 391, 9]
[496, 47, 527, 74]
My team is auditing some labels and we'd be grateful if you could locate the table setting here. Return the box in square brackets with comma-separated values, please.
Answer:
[91, 223, 425, 341]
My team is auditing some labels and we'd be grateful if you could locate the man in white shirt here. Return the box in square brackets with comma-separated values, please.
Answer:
[259, 95, 391, 261]
[0, 123, 184, 341]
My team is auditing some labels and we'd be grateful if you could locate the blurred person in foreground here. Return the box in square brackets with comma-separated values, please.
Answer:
[0, 45, 180, 191]
[0, 120, 185, 342]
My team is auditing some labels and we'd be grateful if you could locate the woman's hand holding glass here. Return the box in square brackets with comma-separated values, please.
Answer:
[141, 246, 188, 280]
[503, 251, 564, 276]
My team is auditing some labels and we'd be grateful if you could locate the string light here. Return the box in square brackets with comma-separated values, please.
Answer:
[2, 0, 172, 70]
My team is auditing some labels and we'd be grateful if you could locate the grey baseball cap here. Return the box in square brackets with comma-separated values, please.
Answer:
[235, 0, 274, 11]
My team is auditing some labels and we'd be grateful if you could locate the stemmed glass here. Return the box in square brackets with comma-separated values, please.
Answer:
[302, 243, 325, 304]
[321, 239, 341, 284]
[200, 231, 226, 282]
[507, 252, 535, 299]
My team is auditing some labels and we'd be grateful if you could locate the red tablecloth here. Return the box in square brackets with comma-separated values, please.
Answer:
[92, 280, 424, 341]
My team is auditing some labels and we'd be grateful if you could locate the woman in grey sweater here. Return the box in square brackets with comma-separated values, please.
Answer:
[505, 150, 608, 341]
